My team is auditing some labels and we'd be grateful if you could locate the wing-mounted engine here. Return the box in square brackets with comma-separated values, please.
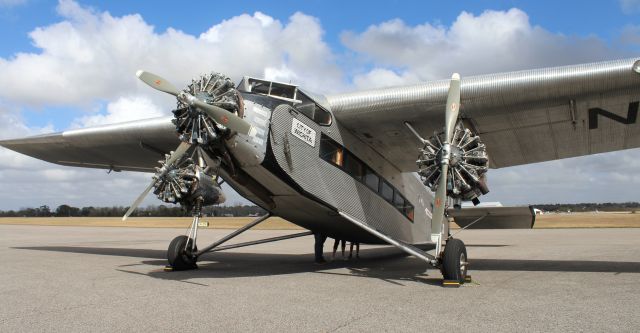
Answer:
[405, 73, 490, 266]
[152, 149, 225, 211]
[417, 122, 489, 205]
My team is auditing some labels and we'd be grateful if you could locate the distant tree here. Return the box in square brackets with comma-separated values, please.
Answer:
[36, 205, 51, 217]
[55, 204, 80, 217]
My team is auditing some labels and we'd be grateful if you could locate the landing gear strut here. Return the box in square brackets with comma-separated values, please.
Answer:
[165, 213, 314, 271]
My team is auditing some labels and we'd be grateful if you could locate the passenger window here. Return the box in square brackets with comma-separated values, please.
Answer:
[393, 191, 405, 211]
[344, 152, 364, 181]
[363, 167, 379, 191]
[320, 136, 343, 167]
[319, 134, 414, 223]
[405, 205, 414, 222]
[380, 180, 394, 203]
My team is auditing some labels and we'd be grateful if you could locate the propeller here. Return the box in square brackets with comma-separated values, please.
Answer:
[122, 141, 192, 221]
[430, 73, 461, 229]
[136, 70, 256, 137]
[122, 70, 258, 221]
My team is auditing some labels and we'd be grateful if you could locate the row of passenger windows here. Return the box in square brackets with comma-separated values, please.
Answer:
[319, 134, 414, 222]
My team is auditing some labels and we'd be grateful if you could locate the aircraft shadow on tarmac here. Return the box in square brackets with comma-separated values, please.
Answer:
[13, 245, 437, 285]
[13, 245, 640, 286]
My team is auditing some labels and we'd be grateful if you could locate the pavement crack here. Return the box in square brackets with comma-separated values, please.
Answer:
[328, 312, 373, 332]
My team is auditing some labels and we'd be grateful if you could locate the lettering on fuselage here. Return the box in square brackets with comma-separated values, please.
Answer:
[588, 101, 638, 129]
[291, 118, 316, 147]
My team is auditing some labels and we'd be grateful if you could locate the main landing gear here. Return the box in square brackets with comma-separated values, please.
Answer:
[165, 213, 313, 271]
[441, 238, 468, 283]
[338, 211, 470, 285]
[167, 235, 198, 270]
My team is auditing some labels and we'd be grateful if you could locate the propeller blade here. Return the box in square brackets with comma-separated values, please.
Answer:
[431, 73, 461, 227]
[444, 73, 461, 143]
[136, 70, 180, 96]
[122, 181, 155, 222]
[122, 141, 192, 221]
[192, 98, 256, 136]
[136, 70, 256, 137]
[164, 141, 192, 167]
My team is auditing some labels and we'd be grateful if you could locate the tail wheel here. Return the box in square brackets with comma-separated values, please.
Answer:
[442, 238, 468, 283]
[167, 235, 198, 270]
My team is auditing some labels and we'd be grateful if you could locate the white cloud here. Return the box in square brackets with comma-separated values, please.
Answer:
[72, 96, 164, 128]
[342, 9, 623, 88]
[351, 68, 421, 90]
[0, 0, 26, 8]
[620, 0, 640, 14]
[0, 1, 343, 111]
[484, 149, 640, 205]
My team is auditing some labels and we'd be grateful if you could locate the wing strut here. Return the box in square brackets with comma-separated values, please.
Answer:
[338, 212, 437, 265]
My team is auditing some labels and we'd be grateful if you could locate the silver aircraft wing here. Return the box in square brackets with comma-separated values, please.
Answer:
[0, 116, 179, 172]
[327, 57, 640, 170]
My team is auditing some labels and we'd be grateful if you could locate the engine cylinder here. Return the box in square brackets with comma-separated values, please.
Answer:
[417, 123, 490, 202]
[172, 72, 242, 145]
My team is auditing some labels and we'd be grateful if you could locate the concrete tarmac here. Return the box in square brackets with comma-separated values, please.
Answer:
[1, 225, 639, 332]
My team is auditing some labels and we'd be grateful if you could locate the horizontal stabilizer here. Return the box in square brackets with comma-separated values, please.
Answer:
[448, 206, 535, 229]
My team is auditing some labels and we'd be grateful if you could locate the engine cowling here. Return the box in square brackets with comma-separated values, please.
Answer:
[417, 123, 489, 202]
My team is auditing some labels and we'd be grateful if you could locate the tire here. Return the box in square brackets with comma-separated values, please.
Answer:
[167, 235, 198, 271]
[442, 238, 468, 283]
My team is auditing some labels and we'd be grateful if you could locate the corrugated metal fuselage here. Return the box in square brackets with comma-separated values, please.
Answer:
[223, 93, 433, 245]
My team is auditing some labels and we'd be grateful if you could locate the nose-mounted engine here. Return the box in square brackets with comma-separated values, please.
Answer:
[417, 123, 490, 205]
[173, 73, 243, 145]
[123, 70, 255, 221]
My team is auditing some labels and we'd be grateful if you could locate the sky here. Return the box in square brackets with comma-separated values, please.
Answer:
[0, 0, 639, 210]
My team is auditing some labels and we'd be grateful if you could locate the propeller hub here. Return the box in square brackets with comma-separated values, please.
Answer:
[172, 72, 242, 145]
[418, 123, 490, 201]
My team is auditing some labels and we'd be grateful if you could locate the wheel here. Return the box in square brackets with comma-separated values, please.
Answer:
[167, 235, 198, 271]
[441, 238, 468, 283]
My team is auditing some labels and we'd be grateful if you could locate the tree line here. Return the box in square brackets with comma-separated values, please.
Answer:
[1, 201, 638, 218]
[0, 204, 267, 218]
[533, 202, 640, 213]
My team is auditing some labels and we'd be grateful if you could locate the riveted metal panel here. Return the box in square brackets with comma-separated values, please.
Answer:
[268, 104, 431, 244]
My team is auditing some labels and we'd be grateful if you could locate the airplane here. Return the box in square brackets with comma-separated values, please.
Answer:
[2, 57, 640, 284]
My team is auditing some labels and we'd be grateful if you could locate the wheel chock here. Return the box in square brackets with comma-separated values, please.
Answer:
[164, 265, 174, 272]
[464, 275, 472, 283]
[442, 280, 461, 288]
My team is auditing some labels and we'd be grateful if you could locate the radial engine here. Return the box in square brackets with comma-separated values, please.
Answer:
[417, 123, 490, 205]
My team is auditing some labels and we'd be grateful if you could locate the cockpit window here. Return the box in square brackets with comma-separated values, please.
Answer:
[296, 92, 332, 126]
[270, 82, 296, 99]
[246, 78, 297, 100]
[239, 76, 332, 126]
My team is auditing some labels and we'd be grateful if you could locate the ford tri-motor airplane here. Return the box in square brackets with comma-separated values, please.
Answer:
[2, 58, 640, 283]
